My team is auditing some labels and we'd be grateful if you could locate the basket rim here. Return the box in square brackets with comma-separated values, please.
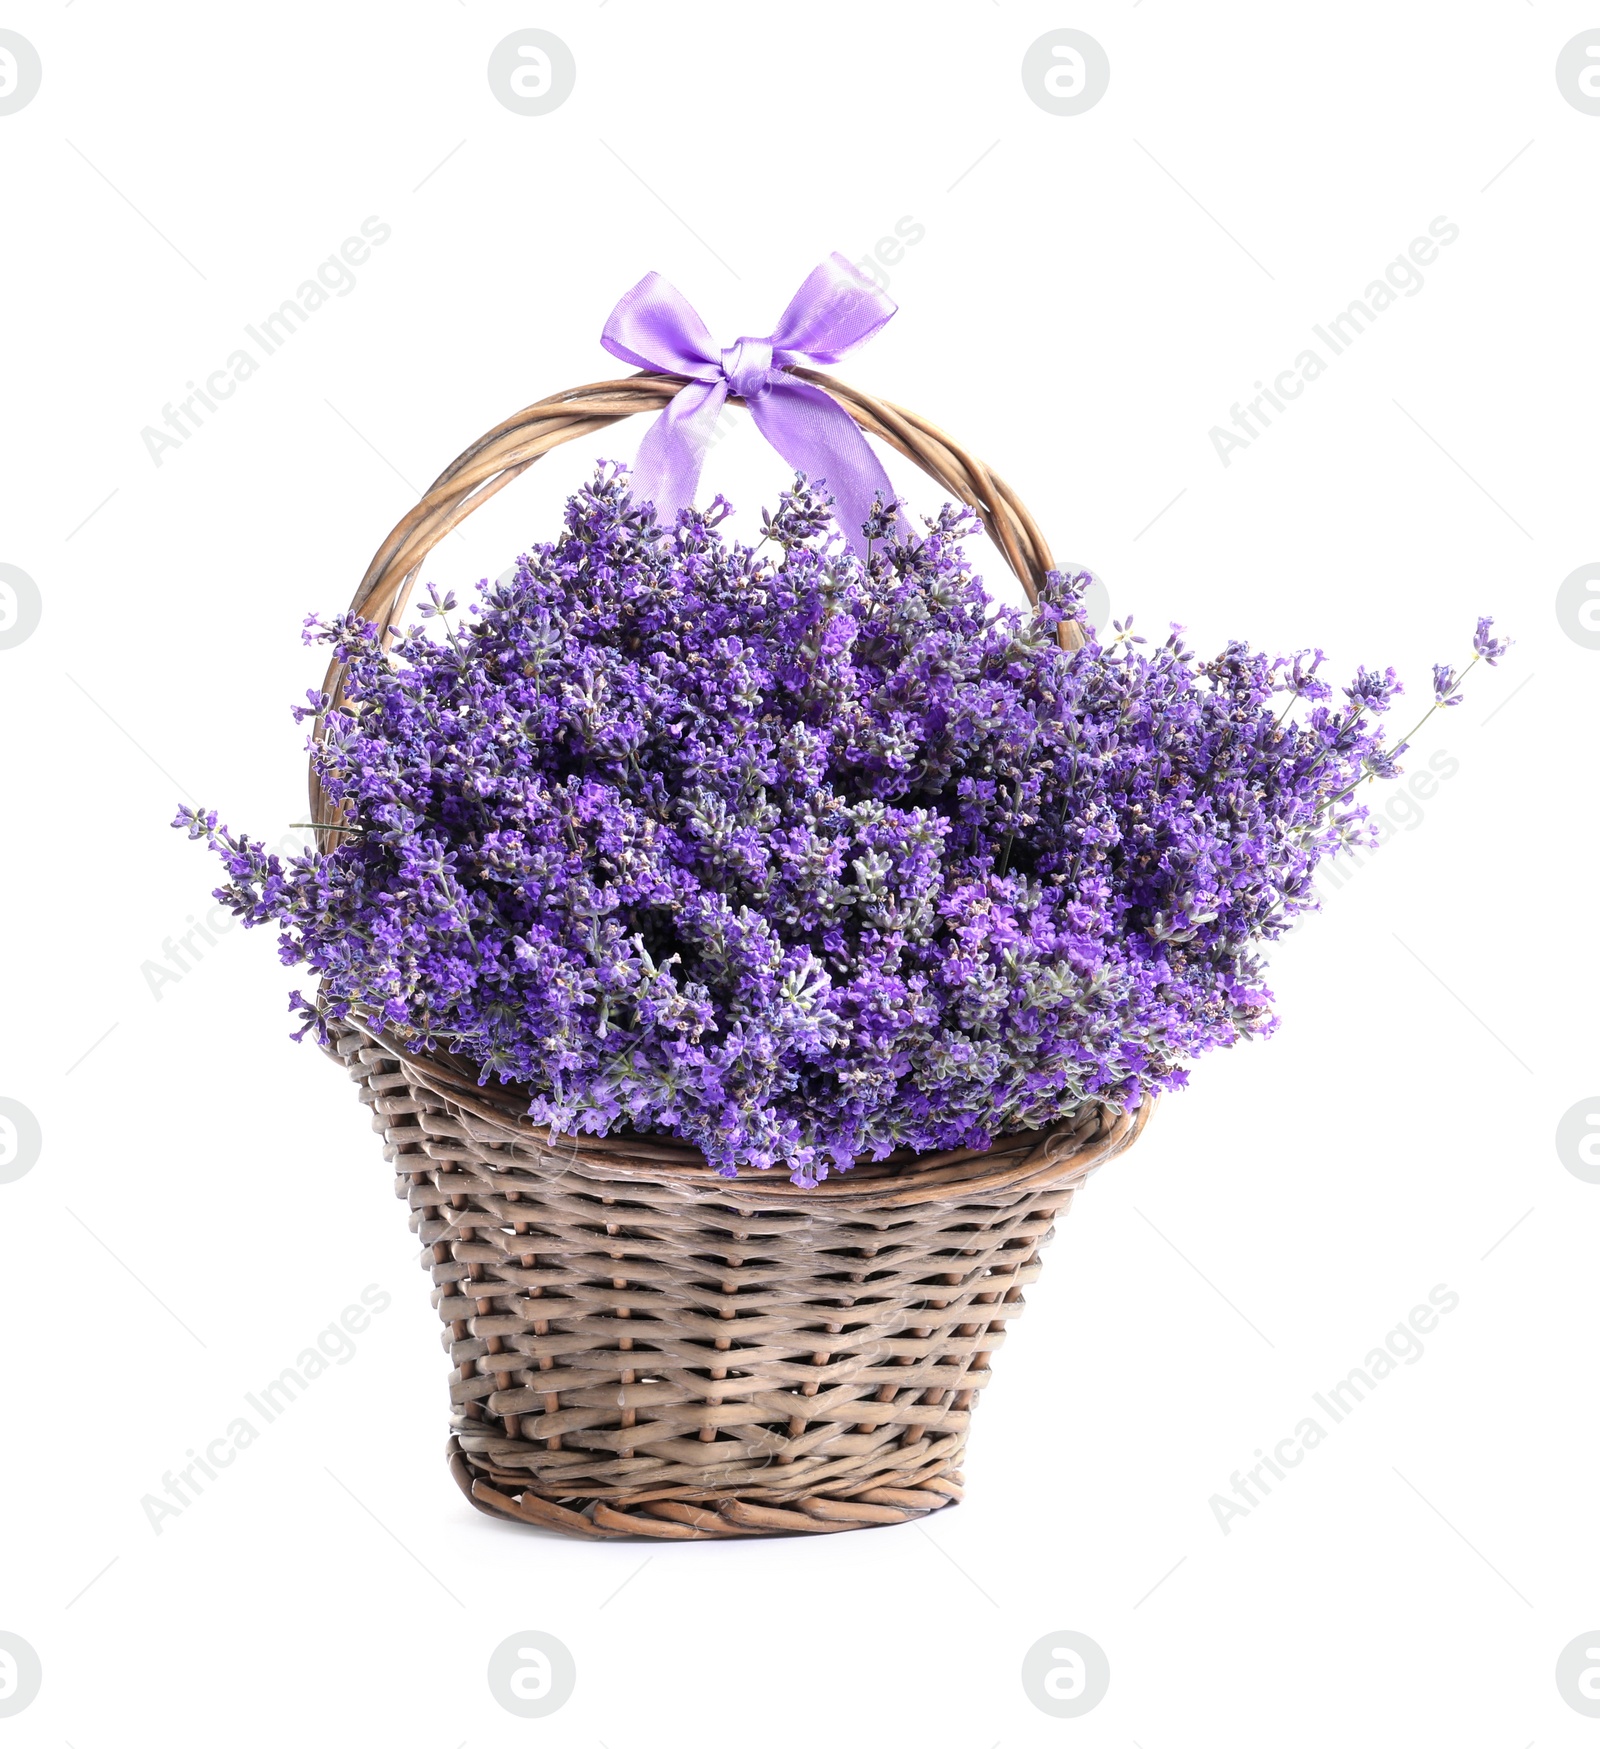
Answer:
[335, 1012, 1153, 1208]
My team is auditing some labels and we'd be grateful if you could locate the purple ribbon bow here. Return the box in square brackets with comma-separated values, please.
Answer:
[600, 254, 902, 554]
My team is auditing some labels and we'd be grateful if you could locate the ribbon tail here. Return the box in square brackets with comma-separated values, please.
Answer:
[630, 379, 728, 522]
[749, 379, 904, 557]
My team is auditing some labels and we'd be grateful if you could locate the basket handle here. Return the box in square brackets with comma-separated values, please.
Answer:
[310, 370, 1079, 834]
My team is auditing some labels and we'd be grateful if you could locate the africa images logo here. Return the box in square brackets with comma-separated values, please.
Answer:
[1210, 1285, 1460, 1532]
[1210, 218, 1459, 466]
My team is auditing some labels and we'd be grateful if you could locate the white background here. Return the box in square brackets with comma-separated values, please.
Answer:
[1, 3, 1595, 1743]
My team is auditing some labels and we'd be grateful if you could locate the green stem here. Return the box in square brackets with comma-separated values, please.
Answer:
[1327, 652, 1480, 810]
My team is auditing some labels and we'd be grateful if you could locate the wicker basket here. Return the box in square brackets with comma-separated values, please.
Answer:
[311, 373, 1154, 1538]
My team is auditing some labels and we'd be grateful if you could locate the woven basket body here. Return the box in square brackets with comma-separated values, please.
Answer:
[312, 370, 1151, 1537]
[330, 1019, 1149, 1539]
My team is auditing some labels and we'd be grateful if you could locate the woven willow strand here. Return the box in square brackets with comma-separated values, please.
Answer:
[309, 376, 1144, 1539]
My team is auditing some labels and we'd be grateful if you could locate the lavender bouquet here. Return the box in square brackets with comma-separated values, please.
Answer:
[178, 466, 1504, 1184]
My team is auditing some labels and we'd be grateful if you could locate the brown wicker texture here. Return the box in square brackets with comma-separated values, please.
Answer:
[312, 374, 1147, 1538]
[329, 1018, 1149, 1538]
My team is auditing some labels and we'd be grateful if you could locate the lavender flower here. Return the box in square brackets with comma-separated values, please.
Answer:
[1363, 743, 1410, 781]
[177, 466, 1492, 1184]
[1473, 615, 1510, 665]
[1277, 649, 1332, 705]
[1345, 665, 1402, 714]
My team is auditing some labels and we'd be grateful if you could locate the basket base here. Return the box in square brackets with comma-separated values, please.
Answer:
[447, 1437, 963, 1539]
